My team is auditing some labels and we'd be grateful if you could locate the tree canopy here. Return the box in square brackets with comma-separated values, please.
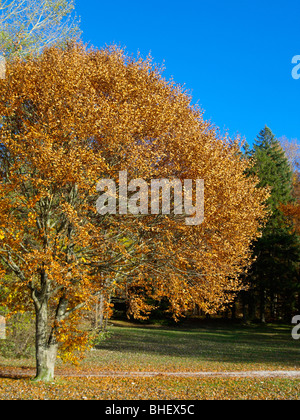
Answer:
[0, 44, 268, 380]
[0, 0, 81, 57]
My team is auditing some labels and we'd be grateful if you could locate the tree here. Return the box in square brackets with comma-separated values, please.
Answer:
[279, 136, 300, 172]
[279, 138, 300, 314]
[0, 0, 81, 57]
[244, 126, 299, 321]
[0, 44, 268, 381]
[250, 126, 293, 214]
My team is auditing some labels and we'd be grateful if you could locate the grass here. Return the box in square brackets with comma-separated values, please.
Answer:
[83, 319, 300, 372]
[1, 319, 300, 399]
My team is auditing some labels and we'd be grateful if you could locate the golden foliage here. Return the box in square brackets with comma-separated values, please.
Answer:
[0, 43, 268, 365]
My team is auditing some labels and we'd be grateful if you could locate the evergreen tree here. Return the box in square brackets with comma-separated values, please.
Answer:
[250, 126, 293, 215]
[244, 126, 300, 321]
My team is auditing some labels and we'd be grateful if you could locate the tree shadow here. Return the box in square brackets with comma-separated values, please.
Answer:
[0, 367, 34, 380]
[95, 322, 300, 368]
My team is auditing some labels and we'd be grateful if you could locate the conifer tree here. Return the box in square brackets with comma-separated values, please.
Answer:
[245, 126, 299, 321]
[251, 126, 293, 215]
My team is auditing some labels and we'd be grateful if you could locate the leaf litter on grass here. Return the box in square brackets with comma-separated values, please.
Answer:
[1, 376, 300, 400]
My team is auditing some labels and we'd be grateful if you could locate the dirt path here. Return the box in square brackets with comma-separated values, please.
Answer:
[1, 368, 300, 379]
[62, 370, 300, 378]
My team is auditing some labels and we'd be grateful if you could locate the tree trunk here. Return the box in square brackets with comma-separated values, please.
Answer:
[104, 294, 111, 331]
[98, 292, 105, 330]
[35, 341, 58, 382]
[33, 298, 57, 382]
[270, 293, 277, 320]
[231, 301, 236, 319]
[260, 287, 266, 323]
[248, 291, 256, 321]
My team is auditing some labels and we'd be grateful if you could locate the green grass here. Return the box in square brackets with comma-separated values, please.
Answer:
[84, 319, 300, 372]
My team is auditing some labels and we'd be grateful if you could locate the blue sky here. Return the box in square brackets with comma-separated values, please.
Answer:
[76, 0, 300, 147]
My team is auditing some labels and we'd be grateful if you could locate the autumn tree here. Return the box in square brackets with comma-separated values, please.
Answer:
[0, 0, 81, 57]
[0, 44, 268, 381]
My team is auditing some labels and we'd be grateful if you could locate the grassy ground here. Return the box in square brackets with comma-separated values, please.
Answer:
[84, 319, 300, 373]
[1, 319, 300, 399]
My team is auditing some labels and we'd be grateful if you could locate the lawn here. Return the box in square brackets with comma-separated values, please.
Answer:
[85, 319, 300, 373]
[1, 319, 300, 399]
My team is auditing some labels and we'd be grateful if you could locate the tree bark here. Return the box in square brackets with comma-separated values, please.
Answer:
[260, 287, 266, 323]
[35, 341, 58, 382]
[33, 298, 58, 382]
[98, 292, 104, 330]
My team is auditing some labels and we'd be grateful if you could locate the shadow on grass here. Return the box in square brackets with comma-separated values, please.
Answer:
[95, 320, 300, 368]
[0, 369, 33, 380]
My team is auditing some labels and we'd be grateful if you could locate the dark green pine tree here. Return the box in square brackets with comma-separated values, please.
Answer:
[251, 126, 293, 216]
[245, 126, 300, 322]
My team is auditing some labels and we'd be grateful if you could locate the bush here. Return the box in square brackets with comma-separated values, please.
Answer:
[0, 312, 35, 358]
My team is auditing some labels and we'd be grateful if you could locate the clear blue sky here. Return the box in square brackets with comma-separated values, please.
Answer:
[76, 0, 300, 147]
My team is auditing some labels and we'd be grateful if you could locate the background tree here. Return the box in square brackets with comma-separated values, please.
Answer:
[242, 126, 300, 321]
[0, 44, 268, 381]
[0, 0, 81, 57]
[279, 137, 300, 314]
[250, 126, 293, 213]
[279, 136, 300, 172]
